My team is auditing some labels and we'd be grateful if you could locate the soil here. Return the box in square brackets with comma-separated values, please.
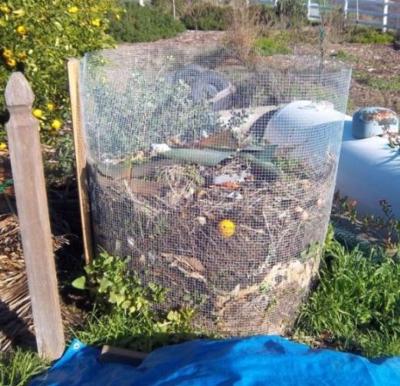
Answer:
[118, 30, 400, 115]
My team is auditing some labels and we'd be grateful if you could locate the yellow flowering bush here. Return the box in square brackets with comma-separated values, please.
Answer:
[0, 0, 121, 146]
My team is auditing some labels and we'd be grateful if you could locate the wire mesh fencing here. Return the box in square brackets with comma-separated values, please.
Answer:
[80, 46, 351, 335]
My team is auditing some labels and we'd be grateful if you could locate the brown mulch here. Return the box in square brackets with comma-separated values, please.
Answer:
[0, 213, 84, 351]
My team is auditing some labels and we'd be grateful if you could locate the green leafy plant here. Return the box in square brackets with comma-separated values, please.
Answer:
[108, 2, 185, 43]
[0, 349, 48, 386]
[83, 63, 215, 157]
[346, 27, 395, 44]
[0, 0, 120, 136]
[181, 3, 232, 31]
[72, 251, 195, 351]
[296, 233, 400, 357]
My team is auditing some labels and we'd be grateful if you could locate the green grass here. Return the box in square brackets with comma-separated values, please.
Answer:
[354, 71, 400, 92]
[332, 49, 356, 62]
[0, 349, 48, 386]
[255, 36, 292, 56]
[296, 232, 400, 358]
[347, 27, 395, 44]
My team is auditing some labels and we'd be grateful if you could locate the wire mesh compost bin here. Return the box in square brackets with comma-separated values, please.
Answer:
[80, 46, 351, 335]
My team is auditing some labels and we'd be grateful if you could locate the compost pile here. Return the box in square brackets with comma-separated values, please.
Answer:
[88, 109, 336, 335]
[81, 49, 350, 335]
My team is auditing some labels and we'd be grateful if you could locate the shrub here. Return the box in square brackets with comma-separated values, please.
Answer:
[108, 3, 185, 43]
[152, 0, 189, 18]
[347, 27, 395, 44]
[223, 3, 263, 64]
[0, 0, 120, 145]
[275, 0, 307, 27]
[181, 3, 232, 31]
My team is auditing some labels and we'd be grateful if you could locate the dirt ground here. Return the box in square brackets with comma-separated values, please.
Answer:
[119, 30, 400, 115]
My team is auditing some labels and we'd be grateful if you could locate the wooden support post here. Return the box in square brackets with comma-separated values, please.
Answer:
[68, 58, 94, 265]
[5, 72, 64, 360]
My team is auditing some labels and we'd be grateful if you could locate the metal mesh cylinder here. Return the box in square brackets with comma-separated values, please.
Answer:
[80, 46, 351, 335]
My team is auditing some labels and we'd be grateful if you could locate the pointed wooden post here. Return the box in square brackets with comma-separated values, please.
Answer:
[5, 72, 64, 359]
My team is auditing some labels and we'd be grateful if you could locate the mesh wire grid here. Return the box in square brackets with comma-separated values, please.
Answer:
[80, 46, 351, 336]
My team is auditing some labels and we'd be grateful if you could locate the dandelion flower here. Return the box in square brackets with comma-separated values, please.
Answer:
[0, 142, 7, 151]
[46, 102, 55, 111]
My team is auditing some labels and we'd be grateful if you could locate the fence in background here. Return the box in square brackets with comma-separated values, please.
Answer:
[308, 0, 400, 31]
[256, 0, 400, 31]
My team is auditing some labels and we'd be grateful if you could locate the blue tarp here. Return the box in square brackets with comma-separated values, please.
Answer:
[30, 335, 400, 386]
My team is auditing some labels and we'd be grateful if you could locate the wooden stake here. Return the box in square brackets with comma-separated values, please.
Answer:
[5, 72, 64, 359]
[68, 58, 94, 265]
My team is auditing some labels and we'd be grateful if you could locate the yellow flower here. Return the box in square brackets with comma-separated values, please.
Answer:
[0, 4, 10, 14]
[51, 119, 62, 130]
[6, 58, 16, 68]
[17, 51, 27, 60]
[0, 142, 7, 151]
[33, 109, 44, 119]
[2, 49, 13, 59]
[68, 6, 79, 14]
[217, 219, 236, 238]
[91, 18, 101, 27]
[46, 102, 55, 111]
[16, 25, 27, 36]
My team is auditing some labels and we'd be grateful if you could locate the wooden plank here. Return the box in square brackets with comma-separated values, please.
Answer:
[68, 58, 94, 265]
[5, 72, 64, 359]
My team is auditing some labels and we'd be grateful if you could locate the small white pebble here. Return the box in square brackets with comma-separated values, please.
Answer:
[197, 216, 207, 225]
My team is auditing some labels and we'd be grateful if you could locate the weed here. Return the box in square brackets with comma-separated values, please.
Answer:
[296, 234, 400, 357]
[347, 27, 395, 44]
[0, 349, 48, 386]
[72, 251, 196, 351]
[355, 72, 400, 92]
[331, 49, 355, 62]
[255, 36, 291, 56]
[224, 2, 262, 64]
